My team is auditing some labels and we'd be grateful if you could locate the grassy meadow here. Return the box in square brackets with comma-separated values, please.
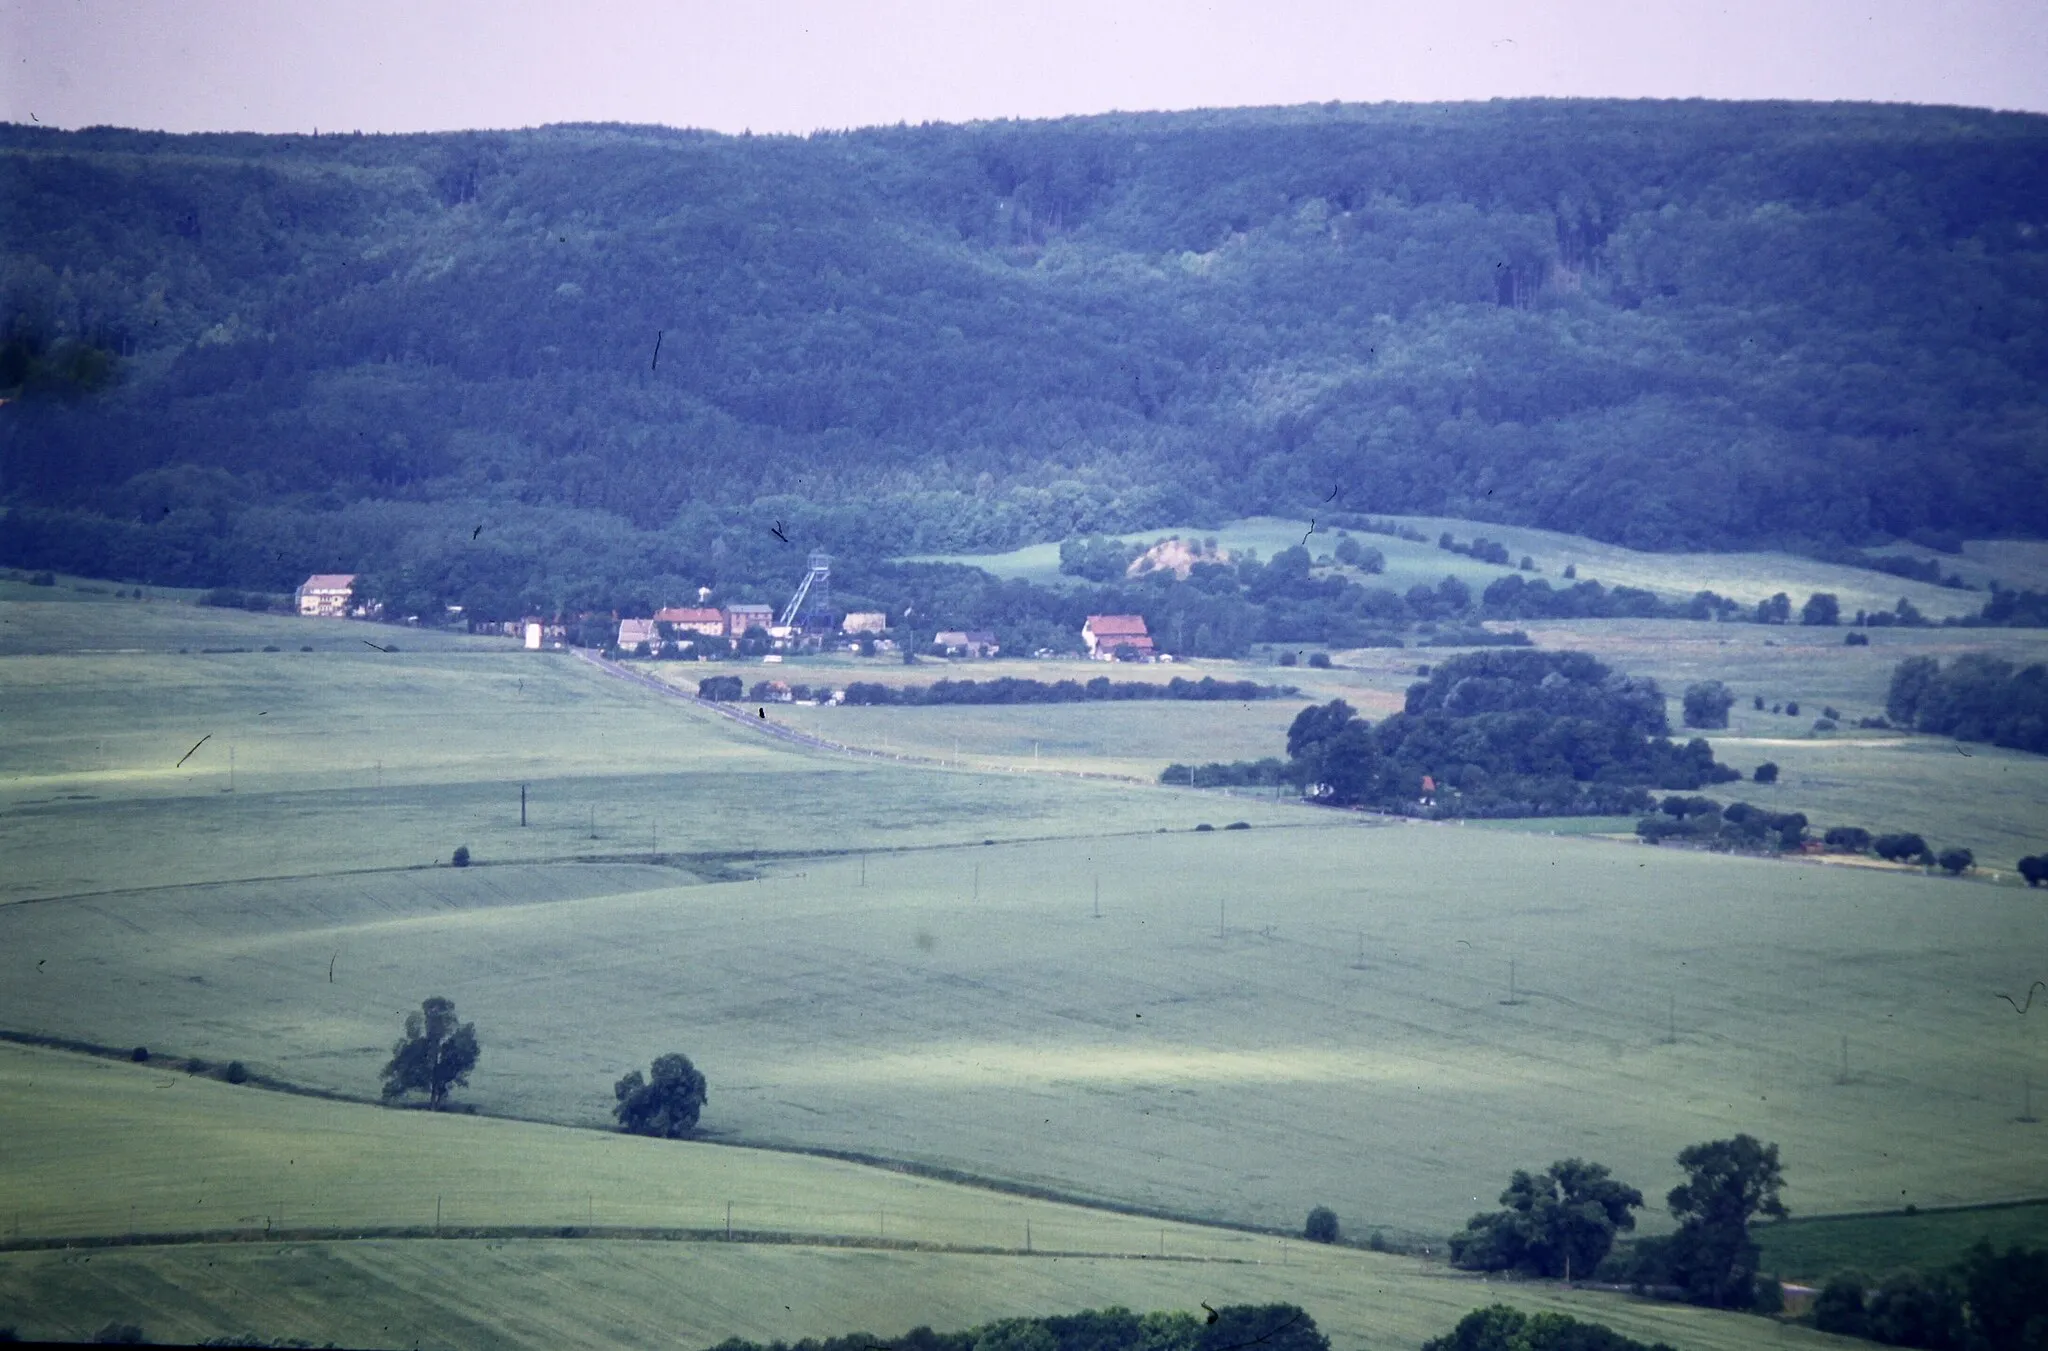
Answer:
[0, 1043, 1850, 1351]
[5, 817, 2045, 1241]
[906, 515, 2002, 620]
[651, 621, 2048, 869]
[0, 599, 1310, 903]
[6, 577, 2048, 1348]
[1754, 1201, 2048, 1285]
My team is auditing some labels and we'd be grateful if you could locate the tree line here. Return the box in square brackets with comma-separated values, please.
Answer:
[1888, 654, 2048, 757]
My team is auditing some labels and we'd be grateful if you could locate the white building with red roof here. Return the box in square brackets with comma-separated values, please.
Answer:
[295, 574, 356, 618]
[1082, 614, 1154, 660]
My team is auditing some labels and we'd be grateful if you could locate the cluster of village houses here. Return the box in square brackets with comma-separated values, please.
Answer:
[295, 573, 1161, 661]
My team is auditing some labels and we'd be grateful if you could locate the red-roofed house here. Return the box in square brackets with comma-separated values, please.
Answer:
[295, 574, 356, 618]
[617, 618, 659, 651]
[1082, 614, 1154, 660]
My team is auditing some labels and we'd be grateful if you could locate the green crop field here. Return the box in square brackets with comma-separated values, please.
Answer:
[1754, 1201, 2048, 1285]
[0, 1043, 1845, 1351]
[6, 813, 2045, 1240]
[6, 585, 2046, 1349]
[646, 622, 2048, 869]
[0, 598, 1307, 903]
[904, 515, 1993, 620]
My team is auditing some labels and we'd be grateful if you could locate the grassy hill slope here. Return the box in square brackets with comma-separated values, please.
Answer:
[0, 1043, 1849, 1351]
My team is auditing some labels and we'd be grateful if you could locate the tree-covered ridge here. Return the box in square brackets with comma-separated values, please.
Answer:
[3, 100, 2047, 601]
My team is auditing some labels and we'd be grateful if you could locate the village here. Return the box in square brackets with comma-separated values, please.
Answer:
[293, 570, 1164, 672]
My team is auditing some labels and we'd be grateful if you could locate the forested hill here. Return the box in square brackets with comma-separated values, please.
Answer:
[3, 100, 2047, 602]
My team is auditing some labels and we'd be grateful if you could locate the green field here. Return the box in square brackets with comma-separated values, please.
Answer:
[6, 806, 2045, 1239]
[649, 621, 2048, 869]
[6, 583, 2047, 1348]
[1754, 1201, 2048, 1285]
[905, 515, 1999, 620]
[0, 1043, 1846, 1351]
[0, 600, 1309, 904]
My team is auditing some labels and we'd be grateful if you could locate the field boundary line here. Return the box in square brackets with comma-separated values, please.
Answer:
[0, 1224, 1253, 1263]
[0, 816, 1353, 910]
[579, 650, 1339, 803]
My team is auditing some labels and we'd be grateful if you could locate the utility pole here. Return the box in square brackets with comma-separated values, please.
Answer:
[1093, 875, 1100, 919]
[1219, 899, 1226, 938]
[1668, 991, 1677, 1045]
[227, 745, 235, 792]
[973, 864, 979, 901]
[520, 783, 527, 827]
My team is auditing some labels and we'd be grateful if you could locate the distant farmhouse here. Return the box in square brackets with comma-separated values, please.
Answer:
[724, 602, 775, 637]
[616, 617, 659, 650]
[1082, 614, 1154, 660]
[656, 606, 727, 638]
[934, 629, 1000, 658]
[295, 574, 356, 618]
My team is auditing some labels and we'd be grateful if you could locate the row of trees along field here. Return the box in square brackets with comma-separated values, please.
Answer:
[5, 103, 2048, 608]
[1431, 1139, 2048, 1349]
[1446, 1136, 1785, 1309]
[699, 1303, 1705, 1351]
[378, 994, 706, 1138]
[1165, 649, 1740, 816]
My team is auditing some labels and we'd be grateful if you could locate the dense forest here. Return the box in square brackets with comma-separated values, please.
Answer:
[3, 101, 2046, 612]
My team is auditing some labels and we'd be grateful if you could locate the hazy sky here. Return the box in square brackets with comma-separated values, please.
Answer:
[5, 0, 2046, 135]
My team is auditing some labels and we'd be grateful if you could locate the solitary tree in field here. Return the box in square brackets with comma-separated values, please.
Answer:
[1753, 762, 1779, 784]
[1801, 593, 1841, 626]
[1304, 1206, 1341, 1243]
[1937, 847, 1975, 876]
[1682, 681, 1735, 730]
[2020, 855, 2048, 887]
[381, 996, 480, 1110]
[614, 1052, 708, 1138]
[1663, 1135, 1786, 1308]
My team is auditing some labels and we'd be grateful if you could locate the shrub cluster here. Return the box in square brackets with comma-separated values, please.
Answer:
[1176, 650, 1742, 818]
[1810, 1240, 2048, 1350]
